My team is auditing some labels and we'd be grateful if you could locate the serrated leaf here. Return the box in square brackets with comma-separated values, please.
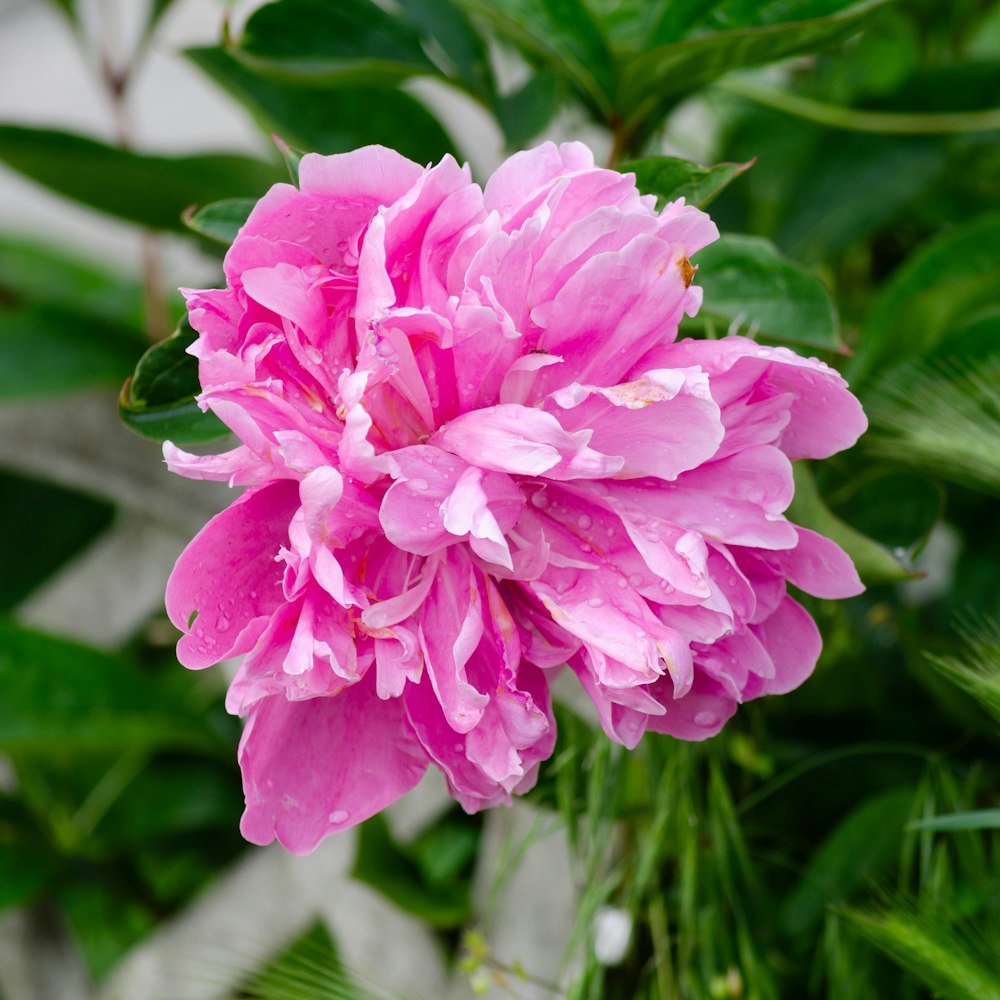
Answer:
[787, 463, 915, 585]
[187, 46, 456, 164]
[619, 155, 753, 209]
[691, 233, 841, 350]
[184, 197, 255, 245]
[119, 317, 228, 445]
[234, 0, 437, 86]
[619, 0, 889, 135]
[0, 125, 280, 231]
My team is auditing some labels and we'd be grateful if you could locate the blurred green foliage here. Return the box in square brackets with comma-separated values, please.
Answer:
[0, 0, 997, 994]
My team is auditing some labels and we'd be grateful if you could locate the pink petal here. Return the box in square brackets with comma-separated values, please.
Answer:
[238, 672, 427, 854]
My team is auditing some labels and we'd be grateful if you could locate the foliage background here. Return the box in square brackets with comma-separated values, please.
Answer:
[1, 0, 999, 998]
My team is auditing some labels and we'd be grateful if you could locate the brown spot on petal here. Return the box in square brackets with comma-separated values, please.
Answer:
[679, 254, 696, 288]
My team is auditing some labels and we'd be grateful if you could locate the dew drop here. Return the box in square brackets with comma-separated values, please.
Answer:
[532, 492, 550, 509]
[215, 615, 231, 633]
[587, 597, 604, 608]
[616, 578, 628, 589]
[577, 513, 593, 530]
[409, 478, 429, 492]
[329, 809, 350, 824]
[694, 711, 719, 728]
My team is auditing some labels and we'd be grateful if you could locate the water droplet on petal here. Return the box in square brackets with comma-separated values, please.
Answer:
[587, 597, 604, 608]
[409, 478, 429, 492]
[577, 514, 593, 530]
[694, 711, 719, 728]
[329, 809, 350, 824]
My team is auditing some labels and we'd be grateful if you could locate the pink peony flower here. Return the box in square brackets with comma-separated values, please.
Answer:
[165, 142, 866, 854]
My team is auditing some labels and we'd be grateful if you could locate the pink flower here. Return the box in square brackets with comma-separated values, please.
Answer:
[165, 142, 866, 854]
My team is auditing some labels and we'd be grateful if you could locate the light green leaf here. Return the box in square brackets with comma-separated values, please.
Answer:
[787, 463, 915, 585]
[183, 197, 255, 245]
[233, 0, 437, 86]
[187, 46, 456, 164]
[0, 125, 280, 231]
[619, 155, 753, 209]
[781, 786, 915, 935]
[691, 233, 841, 350]
[0, 305, 141, 400]
[619, 0, 889, 135]
[119, 317, 228, 445]
[0, 235, 144, 329]
[850, 212, 1000, 384]
[908, 810, 1000, 833]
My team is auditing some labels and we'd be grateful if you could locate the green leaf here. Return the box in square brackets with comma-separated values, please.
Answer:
[0, 622, 224, 755]
[0, 796, 60, 911]
[57, 875, 158, 982]
[850, 212, 1000, 385]
[234, 0, 437, 86]
[0, 471, 114, 611]
[0, 235, 145, 329]
[691, 233, 841, 351]
[619, 0, 889, 136]
[842, 907, 1000, 1000]
[394, 0, 494, 99]
[494, 71, 563, 149]
[774, 134, 946, 262]
[0, 305, 142, 400]
[787, 463, 915, 585]
[925, 618, 1000, 726]
[457, 0, 616, 120]
[619, 155, 753, 209]
[352, 813, 472, 928]
[867, 356, 1000, 497]
[187, 46, 456, 164]
[781, 786, 915, 935]
[120, 317, 229, 445]
[0, 125, 280, 232]
[908, 810, 1000, 833]
[183, 197, 255, 245]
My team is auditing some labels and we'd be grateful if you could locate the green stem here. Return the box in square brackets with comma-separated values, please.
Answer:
[718, 77, 1000, 135]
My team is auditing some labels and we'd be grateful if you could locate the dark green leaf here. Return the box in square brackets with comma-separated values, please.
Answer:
[691, 233, 841, 350]
[850, 212, 1000, 385]
[0, 796, 59, 911]
[0, 471, 114, 611]
[57, 875, 158, 981]
[120, 317, 229, 445]
[775, 134, 947, 262]
[787, 463, 915, 585]
[495, 71, 563, 149]
[395, 0, 494, 98]
[234, 0, 437, 86]
[781, 786, 914, 935]
[619, 0, 889, 135]
[457, 0, 616, 120]
[352, 813, 472, 927]
[619, 155, 753, 209]
[184, 197, 255, 245]
[0, 125, 280, 231]
[187, 46, 456, 164]
[0, 622, 225, 755]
